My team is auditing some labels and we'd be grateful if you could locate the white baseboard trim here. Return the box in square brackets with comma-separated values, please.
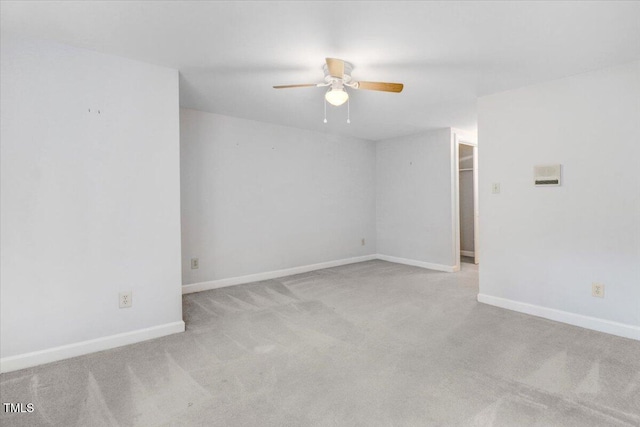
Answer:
[0, 321, 185, 374]
[377, 254, 458, 273]
[460, 250, 475, 258]
[182, 254, 378, 294]
[183, 253, 458, 295]
[477, 294, 639, 341]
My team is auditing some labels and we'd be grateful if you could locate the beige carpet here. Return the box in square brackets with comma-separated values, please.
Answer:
[1, 260, 639, 426]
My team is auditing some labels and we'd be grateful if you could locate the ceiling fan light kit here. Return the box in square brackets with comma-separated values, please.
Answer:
[325, 87, 349, 106]
[274, 58, 403, 124]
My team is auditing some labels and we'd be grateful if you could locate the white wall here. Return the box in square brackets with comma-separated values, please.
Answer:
[478, 61, 640, 339]
[0, 38, 184, 368]
[180, 109, 376, 286]
[376, 129, 457, 270]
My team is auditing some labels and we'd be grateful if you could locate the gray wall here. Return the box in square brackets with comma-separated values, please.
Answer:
[478, 61, 640, 335]
[1, 38, 183, 360]
[376, 129, 456, 268]
[180, 109, 377, 285]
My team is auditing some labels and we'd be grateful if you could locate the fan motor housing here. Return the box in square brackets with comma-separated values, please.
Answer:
[323, 62, 353, 83]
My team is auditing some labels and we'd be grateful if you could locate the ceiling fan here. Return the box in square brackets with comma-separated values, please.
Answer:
[274, 58, 403, 109]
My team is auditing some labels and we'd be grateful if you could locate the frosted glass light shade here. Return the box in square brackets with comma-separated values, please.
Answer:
[325, 88, 349, 106]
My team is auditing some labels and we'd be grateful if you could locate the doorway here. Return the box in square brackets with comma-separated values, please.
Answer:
[453, 132, 479, 269]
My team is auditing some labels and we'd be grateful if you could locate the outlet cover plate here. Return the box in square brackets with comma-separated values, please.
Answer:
[119, 291, 132, 308]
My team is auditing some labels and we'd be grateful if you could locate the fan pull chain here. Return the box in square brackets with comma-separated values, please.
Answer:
[323, 98, 327, 123]
[347, 98, 351, 124]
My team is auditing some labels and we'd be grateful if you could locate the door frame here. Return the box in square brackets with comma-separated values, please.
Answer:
[452, 130, 479, 270]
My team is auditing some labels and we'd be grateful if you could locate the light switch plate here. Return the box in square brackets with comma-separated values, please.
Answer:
[592, 283, 604, 298]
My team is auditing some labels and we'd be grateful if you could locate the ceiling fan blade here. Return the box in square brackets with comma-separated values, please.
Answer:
[273, 84, 319, 89]
[355, 81, 404, 93]
[326, 58, 344, 78]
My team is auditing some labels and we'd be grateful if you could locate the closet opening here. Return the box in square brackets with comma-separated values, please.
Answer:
[454, 134, 479, 267]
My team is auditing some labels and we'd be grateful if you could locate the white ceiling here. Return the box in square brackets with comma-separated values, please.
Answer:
[2, 1, 639, 141]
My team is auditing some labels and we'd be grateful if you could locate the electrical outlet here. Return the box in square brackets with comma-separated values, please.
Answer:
[492, 183, 501, 194]
[191, 258, 199, 269]
[592, 283, 604, 298]
[119, 291, 132, 308]
[361, 238, 365, 246]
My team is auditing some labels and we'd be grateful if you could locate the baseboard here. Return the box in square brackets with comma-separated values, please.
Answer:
[183, 253, 457, 295]
[460, 250, 475, 257]
[182, 254, 378, 294]
[376, 254, 458, 272]
[477, 294, 639, 341]
[0, 321, 185, 373]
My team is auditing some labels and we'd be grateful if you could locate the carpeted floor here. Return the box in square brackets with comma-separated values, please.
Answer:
[1, 260, 639, 426]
